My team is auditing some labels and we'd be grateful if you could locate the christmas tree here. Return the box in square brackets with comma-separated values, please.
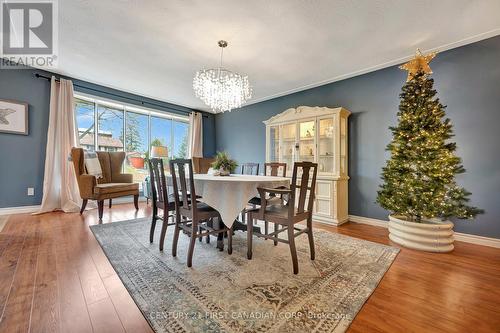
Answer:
[377, 59, 482, 222]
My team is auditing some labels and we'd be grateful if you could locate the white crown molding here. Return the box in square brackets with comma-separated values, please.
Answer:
[348, 215, 500, 249]
[246, 28, 500, 107]
[0, 205, 41, 216]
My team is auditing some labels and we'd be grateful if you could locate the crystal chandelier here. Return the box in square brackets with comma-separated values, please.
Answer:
[193, 40, 252, 113]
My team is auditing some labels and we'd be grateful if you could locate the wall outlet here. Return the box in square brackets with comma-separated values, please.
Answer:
[27, 187, 34, 196]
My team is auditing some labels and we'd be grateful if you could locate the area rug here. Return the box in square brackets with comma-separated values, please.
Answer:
[91, 218, 399, 333]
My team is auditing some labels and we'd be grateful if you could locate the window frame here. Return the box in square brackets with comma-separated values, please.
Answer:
[74, 92, 189, 158]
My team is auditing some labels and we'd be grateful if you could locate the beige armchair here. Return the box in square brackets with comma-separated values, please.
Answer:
[71, 147, 139, 220]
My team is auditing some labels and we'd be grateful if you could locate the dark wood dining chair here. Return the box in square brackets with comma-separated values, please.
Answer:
[247, 162, 288, 234]
[264, 162, 287, 177]
[247, 161, 318, 274]
[241, 163, 260, 175]
[148, 158, 177, 251]
[170, 159, 232, 267]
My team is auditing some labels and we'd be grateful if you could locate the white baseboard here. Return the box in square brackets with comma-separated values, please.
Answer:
[348, 214, 500, 249]
[0, 205, 41, 216]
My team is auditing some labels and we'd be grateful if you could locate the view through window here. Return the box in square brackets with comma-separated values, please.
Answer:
[75, 95, 190, 189]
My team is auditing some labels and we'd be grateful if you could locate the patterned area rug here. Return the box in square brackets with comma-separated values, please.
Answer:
[91, 218, 399, 333]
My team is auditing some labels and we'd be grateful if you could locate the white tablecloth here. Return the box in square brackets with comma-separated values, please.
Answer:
[171, 174, 289, 228]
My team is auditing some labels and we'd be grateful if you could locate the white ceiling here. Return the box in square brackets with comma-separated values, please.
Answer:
[52, 0, 500, 112]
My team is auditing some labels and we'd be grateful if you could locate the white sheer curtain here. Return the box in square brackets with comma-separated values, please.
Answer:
[36, 77, 81, 214]
[189, 112, 203, 158]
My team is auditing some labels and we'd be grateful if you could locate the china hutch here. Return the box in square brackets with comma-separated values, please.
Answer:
[264, 106, 350, 225]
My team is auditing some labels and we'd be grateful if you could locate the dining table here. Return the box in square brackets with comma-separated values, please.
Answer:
[168, 173, 290, 248]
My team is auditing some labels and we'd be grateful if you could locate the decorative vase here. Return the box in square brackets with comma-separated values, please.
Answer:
[388, 215, 454, 253]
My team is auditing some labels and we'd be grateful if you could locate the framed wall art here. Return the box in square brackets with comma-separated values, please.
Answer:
[0, 99, 28, 135]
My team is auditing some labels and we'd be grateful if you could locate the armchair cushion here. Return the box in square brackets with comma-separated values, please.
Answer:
[94, 183, 139, 195]
[84, 151, 103, 178]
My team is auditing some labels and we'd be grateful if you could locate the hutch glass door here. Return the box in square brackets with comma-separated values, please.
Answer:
[281, 123, 296, 170]
[269, 125, 280, 162]
[318, 117, 335, 174]
[298, 120, 315, 163]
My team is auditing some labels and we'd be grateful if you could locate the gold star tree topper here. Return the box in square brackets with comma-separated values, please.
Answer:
[399, 49, 436, 81]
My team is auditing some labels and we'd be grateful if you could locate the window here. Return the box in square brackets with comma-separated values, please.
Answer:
[97, 104, 124, 152]
[76, 99, 95, 151]
[74, 94, 190, 188]
[151, 115, 172, 156]
[173, 121, 189, 158]
[125, 111, 149, 183]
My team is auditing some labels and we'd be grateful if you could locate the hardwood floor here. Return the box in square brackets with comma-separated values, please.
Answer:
[0, 203, 499, 332]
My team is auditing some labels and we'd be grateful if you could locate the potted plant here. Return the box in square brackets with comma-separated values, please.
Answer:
[377, 67, 482, 253]
[128, 152, 145, 169]
[212, 151, 237, 176]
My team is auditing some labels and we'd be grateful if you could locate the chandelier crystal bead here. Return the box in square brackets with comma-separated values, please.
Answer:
[193, 41, 252, 113]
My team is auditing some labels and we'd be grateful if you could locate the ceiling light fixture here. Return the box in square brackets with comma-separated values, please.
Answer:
[193, 40, 252, 113]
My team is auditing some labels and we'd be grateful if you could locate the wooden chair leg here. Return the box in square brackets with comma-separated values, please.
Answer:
[273, 222, 278, 246]
[150, 206, 157, 243]
[227, 226, 233, 255]
[172, 211, 181, 257]
[159, 215, 169, 251]
[206, 219, 212, 244]
[198, 224, 203, 242]
[133, 194, 139, 210]
[307, 217, 315, 260]
[97, 200, 104, 220]
[109, 199, 112, 208]
[187, 220, 198, 267]
[216, 218, 224, 251]
[287, 225, 299, 274]
[247, 216, 253, 260]
[80, 199, 88, 215]
[265, 221, 268, 237]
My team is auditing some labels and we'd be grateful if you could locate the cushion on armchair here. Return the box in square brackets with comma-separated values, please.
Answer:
[94, 183, 139, 195]
[84, 151, 103, 178]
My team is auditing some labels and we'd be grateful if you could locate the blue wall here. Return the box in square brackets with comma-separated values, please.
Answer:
[0, 68, 215, 208]
[215, 36, 500, 238]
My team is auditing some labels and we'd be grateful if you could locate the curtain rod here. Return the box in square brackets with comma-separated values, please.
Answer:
[34, 73, 208, 118]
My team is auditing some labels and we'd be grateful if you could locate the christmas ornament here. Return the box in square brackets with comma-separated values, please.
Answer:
[399, 49, 436, 81]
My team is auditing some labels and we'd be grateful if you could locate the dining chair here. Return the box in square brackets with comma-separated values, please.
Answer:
[247, 162, 288, 234]
[170, 159, 233, 267]
[264, 162, 287, 177]
[241, 162, 260, 175]
[247, 161, 318, 274]
[148, 158, 177, 251]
